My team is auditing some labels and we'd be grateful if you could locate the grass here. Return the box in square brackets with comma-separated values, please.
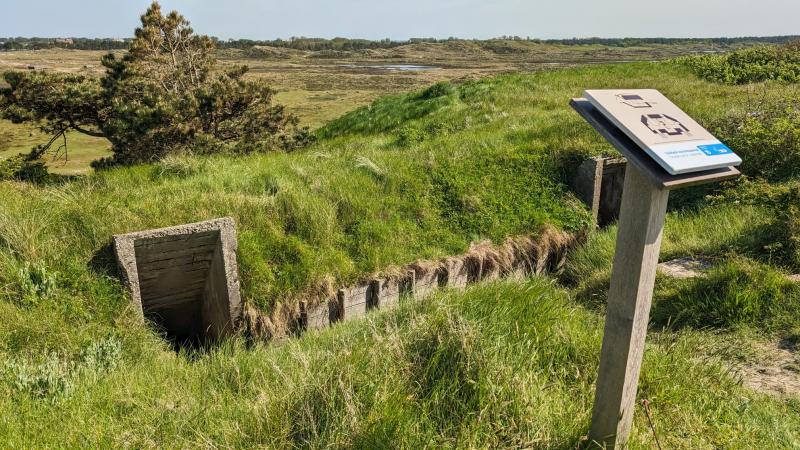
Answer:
[566, 199, 800, 339]
[1, 39, 783, 172]
[0, 279, 797, 448]
[1, 60, 799, 446]
[0, 119, 111, 175]
[6, 60, 792, 315]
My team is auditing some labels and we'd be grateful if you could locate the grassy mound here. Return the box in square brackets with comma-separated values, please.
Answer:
[2, 61, 788, 339]
[653, 258, 800, 332]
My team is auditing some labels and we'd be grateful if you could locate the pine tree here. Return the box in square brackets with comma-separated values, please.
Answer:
[0, 1, 311, 176]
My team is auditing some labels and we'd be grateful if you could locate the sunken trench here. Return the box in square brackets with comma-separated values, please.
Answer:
[113, 218, 243, 348]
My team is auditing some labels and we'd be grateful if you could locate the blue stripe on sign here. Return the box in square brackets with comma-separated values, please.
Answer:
[698, 143, 733, 156]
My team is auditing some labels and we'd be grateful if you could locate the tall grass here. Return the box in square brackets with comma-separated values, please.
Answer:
[0, 280, 796, 448]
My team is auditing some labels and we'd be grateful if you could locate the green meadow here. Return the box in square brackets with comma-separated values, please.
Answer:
[0, 60, 798, 447]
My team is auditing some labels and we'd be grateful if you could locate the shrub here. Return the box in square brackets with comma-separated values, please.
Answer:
[0, 154, 50, 183]
[396, 126, 425, 146]
[677, 42, 800, 84]
[15, 262, 58, 307]
[711, 96, 800, 182]
[4, 353, 75, 402]
[2, 338, 122, 403]
[80, 337, 123, 374]
[419, 81, 455, 100]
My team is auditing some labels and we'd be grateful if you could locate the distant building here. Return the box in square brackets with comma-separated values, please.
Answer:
[54, 38, 74, 45]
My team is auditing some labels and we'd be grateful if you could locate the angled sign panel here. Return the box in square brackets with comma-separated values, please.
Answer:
[583, 89, 742, 175]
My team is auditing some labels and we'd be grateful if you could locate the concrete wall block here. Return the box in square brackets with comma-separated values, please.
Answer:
[303, 299, 334, 331]
[510, 253, 534, 278]
[598, 158, 626, 227]
[571, 157, 604, 222]
[112, 217, 242, 343]
[443, 258, 469, 289]
[413, 269, 442, 299]
[371, 278, 400, 309]
[570, 156, 628, 227]
[337, 284, 371, 321]
[481, 266, 501, 282]
[399, 270, 415, 298]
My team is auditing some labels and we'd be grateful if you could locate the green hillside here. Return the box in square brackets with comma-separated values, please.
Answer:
[0, 61, 798, 447]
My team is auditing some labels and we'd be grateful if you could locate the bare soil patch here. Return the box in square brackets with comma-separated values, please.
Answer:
[730, 338, 800, 397]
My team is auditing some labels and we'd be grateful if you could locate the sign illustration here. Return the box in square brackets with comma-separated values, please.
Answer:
[641, 113, 690, 137]
[616, 93, 653, 108]
[584, 89, 742, 175]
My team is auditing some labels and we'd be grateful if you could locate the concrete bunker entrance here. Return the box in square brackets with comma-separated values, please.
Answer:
[114, 218, 242, 348]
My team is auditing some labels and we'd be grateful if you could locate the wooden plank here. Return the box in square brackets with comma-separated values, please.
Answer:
[139, 277, 207, 295]
[570, 98, 740, 190]
[133, 231, 219, 248]
[142, 291, 201, 310]
[589, 166, 670, 448]
[137, 254, 214, 272]
[139, 262, 212, 278]
[134, 244, 218, 264]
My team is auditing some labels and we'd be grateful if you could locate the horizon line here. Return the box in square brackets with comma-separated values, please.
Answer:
[1, 34, 799, 42]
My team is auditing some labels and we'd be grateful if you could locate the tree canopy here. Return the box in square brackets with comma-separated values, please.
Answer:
[0, 2, 311, 176]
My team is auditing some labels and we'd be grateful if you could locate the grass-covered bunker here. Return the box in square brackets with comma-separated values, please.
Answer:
[113, 218, 242, 345]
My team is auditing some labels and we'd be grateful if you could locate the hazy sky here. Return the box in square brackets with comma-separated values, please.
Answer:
[1, 0, 798, 40]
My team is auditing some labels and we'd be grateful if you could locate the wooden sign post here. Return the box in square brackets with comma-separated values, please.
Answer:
[570, 97, 740, 448]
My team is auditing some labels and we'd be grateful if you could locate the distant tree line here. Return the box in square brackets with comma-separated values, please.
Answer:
[545, 36, 800, 47]
[3, 35, 799, 53]
[0, 37, 131, 51]
[212, 35, 800, 51]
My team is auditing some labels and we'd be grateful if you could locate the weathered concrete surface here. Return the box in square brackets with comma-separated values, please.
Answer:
[443, 258, 469, 289]
[400, 270, 415, 298]
[113, 217, 242, 343]
[480, 264, 502, 282]
[598, 158, 626, 227]
[337, 284, 372, 321]
[371, 278, 401, 309]
[657, 257, 712, 279]
[571, 157, 604, 223]
[571, 156, 627, 227]
[413, 268, 443, 299]
[303, 299, 335, 330]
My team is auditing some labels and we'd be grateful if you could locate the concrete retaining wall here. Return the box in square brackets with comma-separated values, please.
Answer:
[113, 219, 576, 345]
[337, 284, 372, 321]
[285, 227, 577, 336]
[413, 267, 444, 299]
[571, 156, 627, 227]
